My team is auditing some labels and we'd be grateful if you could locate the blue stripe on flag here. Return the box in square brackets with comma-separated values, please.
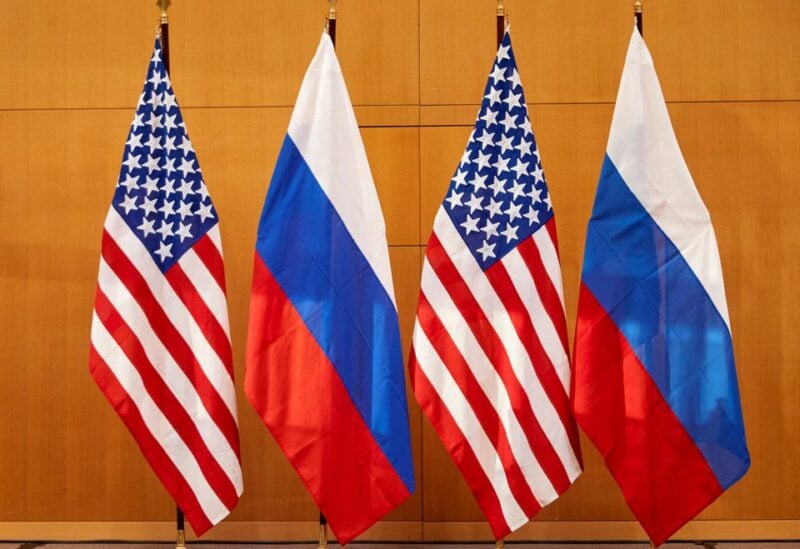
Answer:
[255, 135, 415, 493]
[581, 154, 750, 489]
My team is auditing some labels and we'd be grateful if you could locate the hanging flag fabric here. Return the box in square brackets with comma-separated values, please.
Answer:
[245, 32, 414, 545]
[573, 27, 750, 546]
[408, 30, 582, 540]
[89, 37, 242, 536]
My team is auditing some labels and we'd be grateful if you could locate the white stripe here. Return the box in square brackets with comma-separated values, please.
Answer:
[435, 211, 582, 481]
[103, 208, 238, 420]
[96, 258, 243, 493]
[207, 225, 224, 256]
[532, 228, 565, 307]
[412, 322, 529, 531]
[179, 249, 231, 338]
[502, 249, 571, 394]
[90, 312, 231, 524]
[606, 27, 731, 329]
[286, 32, 397, 309]
[419, 259, 557, 506]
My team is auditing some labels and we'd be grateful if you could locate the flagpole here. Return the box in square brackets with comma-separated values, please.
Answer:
[634, 0, 643, 35]
[496, 0, 506, 47]
[326, 0, 337, 47]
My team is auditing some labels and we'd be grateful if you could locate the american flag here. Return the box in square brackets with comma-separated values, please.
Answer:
[89, 37, 242, 535]
[408, 31, 582, 539]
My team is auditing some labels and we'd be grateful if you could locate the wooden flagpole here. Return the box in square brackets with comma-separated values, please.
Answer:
[154, 7, 184, 547]
[635, 0, 643, 35]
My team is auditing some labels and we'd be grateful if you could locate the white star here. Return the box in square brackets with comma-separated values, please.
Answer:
[476, 239, 496, 261]
[126, 132, 144, 150]
[481, 219, 500, 239]
[470, 173, 488, 191]
[196, 183, 210, 202]
[148, 70, 164, 88]
[148, 91, 163, 108]
[517, 139, 532, 158]
[177, 200, 195, 220]
[485, 86, 502, 106]
[175, 222, 193, 242]
[156, 220, 174, 240]
[144, 154, 162, 174]
[521, 117, 533, 135]
[131, 113, 144, 129]
[480, 108, 499, 128]
[154, 240, 173, 262]
[506, 92, 522, 110]
[445, 189, 463, 209]
[163, 135, 176, 152]
[504, 201, 523, 221]
[137, 91, 147, 107]
[501, 223, 519, 243]
[178, 137, 194, 156]
[475, 151, 492, 171]
[163, 156, 176, 175]
[460, 148, 473, 166]
[118, 194, 138, 214]
[137, 217, 156, 238]
[151, 49, 162, 64]
[492, 155, 510, 175]
[146, 113, 162, 132]
[509, 180, 526, 200]
[533, 147, 542, 162]
[178, 180, 195, 196]
[122, 153, 142, 171]
[452, 169, 468, 188]
[524, 205, 541, 225]
[485, 198, 503, 218]
[160, 198, 177, 218]
[146, 133, 161, 151]
[511, 159, 530, 179]
[489, 64, 506, 83]
[531, 164, 545, 184]
[476, 129, 495, 150]
[461, 215, 480, 235]
[508, 68, 522, 90]
[543, 193, 552, 210]
[528, 185, 543, 202]
[162, 179, 177, 197]
[163, 113, 177, 131]
[465, 194, 484, 213]
[489, 177, 505, 195]
[196, 202, 215, 223]
[140, 196, 158, 217]
[499, 112, 517, 133]
[498, 133, 514, 154]
[142, 176, 160, 195]
[119, 174, 140, 191]
[496, 44, 511, 62]
[162, 92, 177, 111]
[178, 158, 196, 177]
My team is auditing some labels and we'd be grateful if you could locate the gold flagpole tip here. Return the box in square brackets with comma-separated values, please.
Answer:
[634, 0, 643, 14]
[156, 0, 172, 23]
[496, 0, 506, 17]
[328, 0, 337, 20]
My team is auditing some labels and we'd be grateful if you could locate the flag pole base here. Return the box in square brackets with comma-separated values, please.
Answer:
[318, 522, 328, 549]
[496, 540, 505, 548]
[176, 529, 185, 549]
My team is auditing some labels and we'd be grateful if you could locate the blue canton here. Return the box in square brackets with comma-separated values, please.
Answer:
[443, 32, 554, 270]
[112, 37, 218, 273]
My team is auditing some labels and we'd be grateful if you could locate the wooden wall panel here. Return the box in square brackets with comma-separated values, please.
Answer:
[1, 0, 799, 541]
[420, 0, 800, 105]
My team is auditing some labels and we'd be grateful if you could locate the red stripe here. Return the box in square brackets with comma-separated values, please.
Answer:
[165, 262, 234, 378]
[88, 345, 213, 536]
[492, 247, 582, 467]
[101, 230, 240, 456]
[416, 292, 542, 517]
[192, 234, 227, 293]
[408, 347, 511, 540]
[93, 289, 240, 512]
[573, 283, 723, 545]
[516, 224, 570, 353]
[245, 255, 410, 545]
[425, 234, 571, 496]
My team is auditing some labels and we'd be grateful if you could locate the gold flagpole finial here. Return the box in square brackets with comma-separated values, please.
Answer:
[328, 0, 337, 20]
[156, 0, 172, 24]
[634, 0, 642, 14]
[496, 0, 506, 17]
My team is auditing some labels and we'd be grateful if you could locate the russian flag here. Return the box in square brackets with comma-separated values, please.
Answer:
[573, 27, 750, 546]
[245, 33, 415, 544]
